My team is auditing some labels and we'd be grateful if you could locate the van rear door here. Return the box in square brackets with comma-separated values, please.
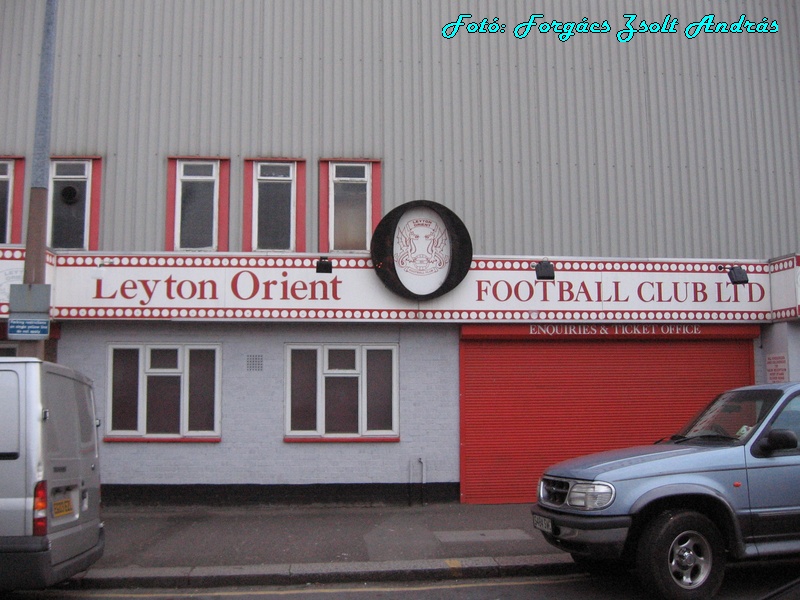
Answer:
[41, 366, 101, 567]
[0, 367, 25, 537]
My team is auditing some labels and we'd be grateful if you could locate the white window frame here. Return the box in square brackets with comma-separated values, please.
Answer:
[48, 159, 92, 249]
[328, 162, 372, 251]
[175, 160, 220, 251]
[107, 344, 221, 438]
[253, 161, 296, 251]
[0, 161, 12, 243]
[285, 344, 399, 438]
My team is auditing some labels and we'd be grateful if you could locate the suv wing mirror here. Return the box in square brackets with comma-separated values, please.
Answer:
[754, 428, 798, 457]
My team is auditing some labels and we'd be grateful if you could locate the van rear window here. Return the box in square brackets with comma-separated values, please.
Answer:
[0, 370, 20, 459]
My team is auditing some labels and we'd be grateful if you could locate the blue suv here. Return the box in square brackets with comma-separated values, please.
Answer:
[531, 383, 800, 600]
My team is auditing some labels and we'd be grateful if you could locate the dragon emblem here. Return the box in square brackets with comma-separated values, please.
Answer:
[394, 217, 450, 276]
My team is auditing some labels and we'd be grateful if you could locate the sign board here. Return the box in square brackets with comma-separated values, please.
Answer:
[766, 353, 789, 383]
[0, 250, 795, 324]
[7, 315, 50, 340]
[7, 283, 51, 339]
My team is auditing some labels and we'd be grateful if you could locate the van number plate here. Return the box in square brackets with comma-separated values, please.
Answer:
[53, 498, 74, 518]
[533, 514, 553, 534]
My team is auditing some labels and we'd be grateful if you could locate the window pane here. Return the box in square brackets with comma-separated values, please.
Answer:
[328, 349, 356, 370]
[325, 376, 359, 434]
[0, 163, 7, 176]
[0, 371, 20, 456]
[75, 380, 95, 449]
[335, 165, 366, 179]
[291, 349, 317, 431]
[150, 348, 178, 369]
[182, 163, 214, 177]
[366, 350, 393, 430]
[180, 180, 215, 248]
[51, 179, 87, 248]
[0, 179, 9, 243]
[188, 349, 216, 431]
[54, 162, 87, 177]
[333, 181, 367, 250]
[146, 376, 181, 434]
[257, 181, 292, 249]
[259, 164, 291, 178]
[112, 349, 139, 431]
[43, 374, 80, 458]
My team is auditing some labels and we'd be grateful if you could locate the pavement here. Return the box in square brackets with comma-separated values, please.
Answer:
[69, 501, 577, 589]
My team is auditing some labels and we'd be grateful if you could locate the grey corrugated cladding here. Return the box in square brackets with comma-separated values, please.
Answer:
[1, 0, 798, 258]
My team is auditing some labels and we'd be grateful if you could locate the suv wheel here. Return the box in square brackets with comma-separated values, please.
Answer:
[636, 510, 726, 600]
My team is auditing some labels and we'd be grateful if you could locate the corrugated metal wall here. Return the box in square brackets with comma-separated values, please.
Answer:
[1, 0, 798, 258]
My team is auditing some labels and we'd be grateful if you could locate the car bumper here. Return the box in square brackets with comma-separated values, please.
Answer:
[0, 526, 105, 591]
[531, 504, 632, 559]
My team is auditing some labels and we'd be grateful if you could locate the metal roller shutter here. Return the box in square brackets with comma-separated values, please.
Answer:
[460, 337, 755, 504]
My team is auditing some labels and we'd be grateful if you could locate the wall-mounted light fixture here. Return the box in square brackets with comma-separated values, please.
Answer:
[315, 257, 333, 274]
[719, 264, 748, 285]
[534, 259, 555, 281]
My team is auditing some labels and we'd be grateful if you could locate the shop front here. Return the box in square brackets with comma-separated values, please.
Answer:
[0, 249, 797, 502]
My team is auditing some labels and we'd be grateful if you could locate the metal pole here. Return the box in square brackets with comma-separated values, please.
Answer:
[18, 0, 57, 359]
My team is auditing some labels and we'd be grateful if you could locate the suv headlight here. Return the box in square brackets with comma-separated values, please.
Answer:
[567, 482, 615, 510]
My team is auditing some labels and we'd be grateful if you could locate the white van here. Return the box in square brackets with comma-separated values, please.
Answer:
[0, 358, 104, 590]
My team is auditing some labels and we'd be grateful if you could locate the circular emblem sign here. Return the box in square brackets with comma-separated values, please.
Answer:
[371, 200, 472, 300]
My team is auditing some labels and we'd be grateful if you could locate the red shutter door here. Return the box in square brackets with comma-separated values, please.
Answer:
[460, 338, 754, 504]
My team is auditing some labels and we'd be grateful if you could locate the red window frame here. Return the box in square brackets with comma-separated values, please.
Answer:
[0, 157, 26, 244]
[165, 157, 230, 251]
[49, 156, 103, 250]
[318, 159, 382, 253]
[243, 159, 306, 252]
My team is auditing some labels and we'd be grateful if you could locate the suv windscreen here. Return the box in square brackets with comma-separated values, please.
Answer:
[673, 389, 783, 444]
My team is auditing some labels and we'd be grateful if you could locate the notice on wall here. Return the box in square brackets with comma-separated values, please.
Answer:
[766, 353, 789, 383]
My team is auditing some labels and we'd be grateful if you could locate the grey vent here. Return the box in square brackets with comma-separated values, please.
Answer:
[246, 355, 264, 372]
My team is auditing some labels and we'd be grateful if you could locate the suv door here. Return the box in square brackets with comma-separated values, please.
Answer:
[746, 395, 800, 548]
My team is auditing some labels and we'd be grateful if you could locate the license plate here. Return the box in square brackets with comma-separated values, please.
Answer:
[52, 498, 74, 518]
[533, 514, 553, 534]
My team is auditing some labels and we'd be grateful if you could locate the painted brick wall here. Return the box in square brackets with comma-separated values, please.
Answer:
[56, 322, 460, 486]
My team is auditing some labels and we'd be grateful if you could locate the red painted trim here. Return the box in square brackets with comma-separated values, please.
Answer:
[217, 159, 230, 251]
[243, 159, 306, 252]
[167, 158, 229, 251]
[10, 158, 25, 244]
[88, 158, 102, 250]
[318, 161, 330, 252]
[242, 160, 254, 252]
[319, 158, 382, 163]
[104, 436, 221, 443]
[319, 160, 382, 252]
[51, 155, 102, 160]
[284, 436, 400, 443]
[295, 161, 306, 252]
[460, 323, 762, 341]
[458, 336, 468, 501]
[371, 161, 382, 231]
[165, 159, 177, 250]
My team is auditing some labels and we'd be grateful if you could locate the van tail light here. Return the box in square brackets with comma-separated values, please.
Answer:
[33, 480, 47, 536]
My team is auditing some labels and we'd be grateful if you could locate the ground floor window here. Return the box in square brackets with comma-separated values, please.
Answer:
[286, 344, 398, 438]
[108, 344, 221, 439]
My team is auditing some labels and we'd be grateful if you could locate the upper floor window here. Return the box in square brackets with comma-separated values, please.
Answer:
[166, 158, 230, 251]
[243, 159, 306, 252]
[0, 159, 24, 244]
[319, 160, 381, 252]
[49, 158, 102, 250]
